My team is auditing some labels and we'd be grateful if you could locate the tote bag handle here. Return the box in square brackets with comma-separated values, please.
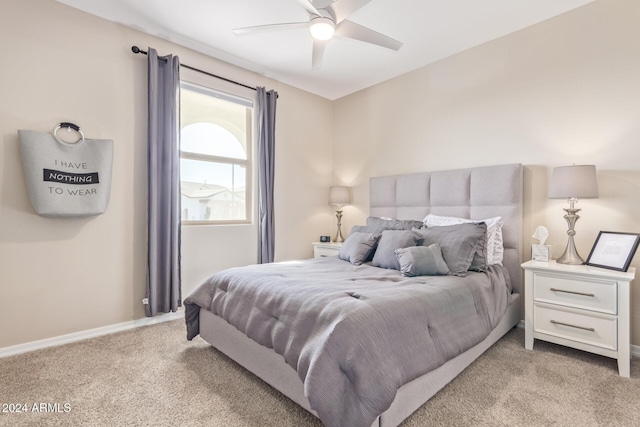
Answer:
[53, 122, 85, 146]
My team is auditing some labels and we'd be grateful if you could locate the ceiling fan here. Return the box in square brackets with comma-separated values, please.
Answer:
[233, 0, 402, 69]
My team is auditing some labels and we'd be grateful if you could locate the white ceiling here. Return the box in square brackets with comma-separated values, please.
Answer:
[54, 0, 593, 100]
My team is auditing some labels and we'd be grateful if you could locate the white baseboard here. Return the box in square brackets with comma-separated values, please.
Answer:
[517, 320, 640, 358]
[0, 310, 185, 359]
[3, 313, 638, 359]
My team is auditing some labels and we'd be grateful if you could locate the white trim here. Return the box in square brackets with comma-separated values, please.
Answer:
[0, 310, 185, 358]
[3, 313, 637, 359]
[181, 81, 253, 107]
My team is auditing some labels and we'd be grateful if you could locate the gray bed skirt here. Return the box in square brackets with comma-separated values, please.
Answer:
[198, 294, 521, 427]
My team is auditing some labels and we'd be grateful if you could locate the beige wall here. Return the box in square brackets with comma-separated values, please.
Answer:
[0, 0, 333, 348]
[3, 0, 640, 350]
[334, 0, 640, 344]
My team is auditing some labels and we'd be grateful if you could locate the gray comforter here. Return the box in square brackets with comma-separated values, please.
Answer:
[185, 256, 511, 427]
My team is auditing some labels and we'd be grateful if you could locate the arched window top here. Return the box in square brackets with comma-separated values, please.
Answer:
[181, 122, 246, 160]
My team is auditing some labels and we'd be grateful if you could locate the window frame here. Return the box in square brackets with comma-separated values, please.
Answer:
[179, 81, 254, 226]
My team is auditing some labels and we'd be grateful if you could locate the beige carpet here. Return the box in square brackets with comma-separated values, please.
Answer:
[1, 319, 638, 427]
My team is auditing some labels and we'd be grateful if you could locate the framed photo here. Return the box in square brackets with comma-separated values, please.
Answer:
[585, 231, 640, 272]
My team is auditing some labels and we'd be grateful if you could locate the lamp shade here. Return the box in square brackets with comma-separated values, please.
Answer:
[329, 186, 350, 206]
[309, 16, 335, 41]
[549, 165, 599, 199]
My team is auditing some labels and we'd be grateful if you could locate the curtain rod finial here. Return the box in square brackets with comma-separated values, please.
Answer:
[131, 46, 141, 54]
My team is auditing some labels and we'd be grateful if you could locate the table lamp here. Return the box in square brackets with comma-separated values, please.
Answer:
[329, 186, 350, 243]
[548, 165, 599, 264]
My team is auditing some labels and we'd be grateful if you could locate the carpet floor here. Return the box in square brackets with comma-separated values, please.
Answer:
[1, 319, 638, 426]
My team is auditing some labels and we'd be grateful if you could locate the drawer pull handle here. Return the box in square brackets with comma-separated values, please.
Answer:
[550, 320, 595, 332]
[550, 288, 595, 297]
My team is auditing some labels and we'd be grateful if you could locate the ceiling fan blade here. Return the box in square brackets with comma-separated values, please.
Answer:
[233, 22, 308, 36]
[312, 39, 327, 69]
[335, 19, 402, 50]
[328, 0, 373, 23]
[292, 0, 321, 16]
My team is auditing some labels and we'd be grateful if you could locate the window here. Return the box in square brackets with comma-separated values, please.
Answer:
[180, 82, 253, 224]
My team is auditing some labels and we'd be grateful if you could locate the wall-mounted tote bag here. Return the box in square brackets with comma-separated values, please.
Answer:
[18, 123, 114, 218]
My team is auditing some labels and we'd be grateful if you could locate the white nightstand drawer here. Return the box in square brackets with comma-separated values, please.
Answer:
[533, 272, 617, 314]
[313, 242, 342, 258]
[534, 305, 617, 351]
[315, 247, 339, 258]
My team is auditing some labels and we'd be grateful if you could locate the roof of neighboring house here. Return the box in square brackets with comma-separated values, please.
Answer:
[181, 181, 245, 200]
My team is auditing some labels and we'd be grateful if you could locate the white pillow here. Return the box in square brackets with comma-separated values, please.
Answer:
[423, 214, 504, 265]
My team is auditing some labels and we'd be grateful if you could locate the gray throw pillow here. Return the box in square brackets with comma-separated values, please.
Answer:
[468, 222, 488, 272]
[371, 230, 418, 270]
[413, 223, 487, 276]
[395, 244, 450, 277]
[338, 232, 380, 266]
[349, 225, 378, 234]
[348, 225, 383, 262]
[366, 216, 423, 231]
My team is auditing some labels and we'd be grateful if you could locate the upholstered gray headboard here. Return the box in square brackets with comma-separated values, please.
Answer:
[369, 163, 523, 294]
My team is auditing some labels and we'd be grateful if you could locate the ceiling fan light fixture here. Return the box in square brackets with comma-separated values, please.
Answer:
[309, 16, 335, 40]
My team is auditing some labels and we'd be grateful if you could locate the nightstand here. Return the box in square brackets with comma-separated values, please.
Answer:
[312, 242, 343, 258]
[522, 260, 635, 377]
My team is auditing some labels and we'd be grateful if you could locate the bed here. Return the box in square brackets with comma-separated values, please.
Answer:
[185, 163, 523, 427]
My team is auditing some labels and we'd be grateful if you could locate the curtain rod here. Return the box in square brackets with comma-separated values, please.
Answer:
[131, 46, 258, 92]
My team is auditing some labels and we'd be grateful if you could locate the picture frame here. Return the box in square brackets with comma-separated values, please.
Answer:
[585, 231, 640, 272]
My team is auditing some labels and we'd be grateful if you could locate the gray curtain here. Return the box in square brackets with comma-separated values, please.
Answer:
[256, 87, 278, 264]
[145, 48, 181, 316]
